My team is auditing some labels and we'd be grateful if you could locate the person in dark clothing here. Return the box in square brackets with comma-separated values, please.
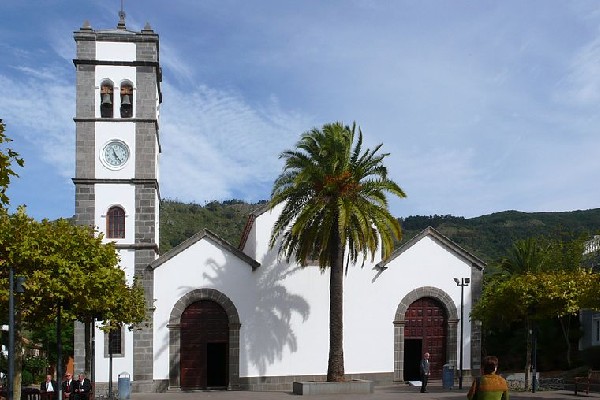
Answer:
[40, 374, 58, 400]
[62, 373, 75, 400]
[420, 352, 431, 393]
[74, 373, 92, 400]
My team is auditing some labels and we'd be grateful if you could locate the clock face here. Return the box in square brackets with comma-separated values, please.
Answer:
[102, 140, 130, 169]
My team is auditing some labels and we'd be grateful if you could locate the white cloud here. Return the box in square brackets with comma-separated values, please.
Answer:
[560, 35, 600, 105]
[3, 1, 600, 221]
[0, 67, 74, 179]
[159, 82, 313, 203]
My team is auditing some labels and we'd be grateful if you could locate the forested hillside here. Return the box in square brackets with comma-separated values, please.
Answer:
[159, 199, 266, 254]
[159, 199, 600, 266]
[400, 209, 600, 264]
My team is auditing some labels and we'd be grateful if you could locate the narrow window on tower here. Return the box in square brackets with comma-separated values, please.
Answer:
[105, 325, 124, 357]
[100, 80, 114, 118]
[120, 81, 133, 118]
[106, 206, 126, 238]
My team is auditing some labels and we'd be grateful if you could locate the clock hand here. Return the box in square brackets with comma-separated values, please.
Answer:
[112, 147, 121, 162]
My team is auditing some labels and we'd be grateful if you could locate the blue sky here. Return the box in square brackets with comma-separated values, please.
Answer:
[1, 1, 600, 221]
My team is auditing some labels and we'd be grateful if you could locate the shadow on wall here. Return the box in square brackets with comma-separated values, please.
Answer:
[243, 250, 310, 375]
[199, 247, 310, 376]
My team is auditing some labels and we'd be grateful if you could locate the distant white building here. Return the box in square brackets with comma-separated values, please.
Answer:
[72, 14, 485, 393]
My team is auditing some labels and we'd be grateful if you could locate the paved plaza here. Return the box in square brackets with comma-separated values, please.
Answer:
[130, 383, 599, 400]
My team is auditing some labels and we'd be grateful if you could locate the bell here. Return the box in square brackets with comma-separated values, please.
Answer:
[102, 93, 112, 105]
[121, 94, 131, 105]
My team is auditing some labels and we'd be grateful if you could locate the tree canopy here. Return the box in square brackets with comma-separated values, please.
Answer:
[0, 120, 24, 208]
[473, 236, 600, 327]
[472, 235, 600, 377]
[0, 207, 147, 330]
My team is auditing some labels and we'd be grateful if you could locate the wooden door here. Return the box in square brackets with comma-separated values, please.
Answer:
[404, 297, 447, 378]
[180, 300, 229, 389]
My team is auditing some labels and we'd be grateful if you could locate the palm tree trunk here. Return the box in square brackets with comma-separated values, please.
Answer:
[327, 233, 345, 382]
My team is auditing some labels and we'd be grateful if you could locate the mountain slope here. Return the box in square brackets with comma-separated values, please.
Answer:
[160, 199, 600, 266]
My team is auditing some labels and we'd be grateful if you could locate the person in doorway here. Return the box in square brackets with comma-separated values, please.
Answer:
[420, 352, 431, 393]
[62, 372, 75, 400]
[74, 372, 92, 400]
[467, 355, 509, 400]
[40, 374, 58, 400]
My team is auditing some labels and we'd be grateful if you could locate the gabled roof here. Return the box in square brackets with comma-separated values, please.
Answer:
[376, 226, 486, 270]
[149, 228, 260, 271]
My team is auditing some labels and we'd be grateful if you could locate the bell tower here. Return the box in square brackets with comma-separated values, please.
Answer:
[72, 11, 161, 390]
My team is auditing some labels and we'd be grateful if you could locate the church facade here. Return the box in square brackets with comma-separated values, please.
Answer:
[72, 16, 484, 393]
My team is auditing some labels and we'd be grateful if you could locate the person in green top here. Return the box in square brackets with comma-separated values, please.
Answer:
[467, 356, 509, 400]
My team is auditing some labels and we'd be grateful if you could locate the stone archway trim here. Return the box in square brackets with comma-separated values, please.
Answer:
[168, 288, 241, 390]
[393, 286, 458, 382]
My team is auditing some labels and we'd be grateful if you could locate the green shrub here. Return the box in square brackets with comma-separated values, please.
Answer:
[21, 370, 33, 386]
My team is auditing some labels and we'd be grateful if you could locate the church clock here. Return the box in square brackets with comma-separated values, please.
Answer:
[101, 139, 130, 168]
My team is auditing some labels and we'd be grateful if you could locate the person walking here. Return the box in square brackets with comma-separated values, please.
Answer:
[420, 352, 431, 393]
[467, 355, 510, 400]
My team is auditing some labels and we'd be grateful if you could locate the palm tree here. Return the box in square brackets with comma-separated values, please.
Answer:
[268, 122, 406, 382]
[499, 237, 547, 276]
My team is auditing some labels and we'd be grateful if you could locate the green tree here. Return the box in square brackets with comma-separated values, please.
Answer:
[473, 237, 600, 385]
[269, 122, 406, 381]
[0, 120, 24, 208]
[0, 207, 147, 394]
[498, 237, 547, 276]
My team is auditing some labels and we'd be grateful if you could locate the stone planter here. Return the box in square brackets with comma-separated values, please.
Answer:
[292, 380, 374, 395]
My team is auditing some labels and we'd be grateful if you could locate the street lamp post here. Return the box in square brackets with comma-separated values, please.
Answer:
[8, 267, 15, 400]
[531, 322, 537, 393]
[454, 277, 470, 390]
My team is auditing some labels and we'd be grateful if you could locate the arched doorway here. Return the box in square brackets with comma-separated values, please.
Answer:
[180, 300, 229, 389]
[168, 288, 241, 390]
[403, 297, 447, 380]
[393, 286, 458, 383]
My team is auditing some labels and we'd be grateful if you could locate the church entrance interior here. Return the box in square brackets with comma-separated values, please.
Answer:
[403, 297, 447, 380]
[180, 300, 229, 389]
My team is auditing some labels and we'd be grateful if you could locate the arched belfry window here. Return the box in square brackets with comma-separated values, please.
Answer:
[100, 80, 114, 118]
[106, 206, 126, 238]
[120, 81, 133, 118]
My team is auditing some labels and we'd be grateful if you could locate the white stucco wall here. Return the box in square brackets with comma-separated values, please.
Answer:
[96, 41, 135, 62]
[343, 236, 472, 373]
[152, 208, 476, 381]
[153, 238, 257, 379]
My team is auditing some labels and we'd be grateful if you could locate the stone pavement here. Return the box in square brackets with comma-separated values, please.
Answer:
[130, 383, 600, 400]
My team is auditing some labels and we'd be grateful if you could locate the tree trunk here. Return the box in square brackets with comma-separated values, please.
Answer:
[84, 319, 92, 374]
[559, 315, 572, 367]
[14, 313, 23, 399]
[326, 234, 345, 382]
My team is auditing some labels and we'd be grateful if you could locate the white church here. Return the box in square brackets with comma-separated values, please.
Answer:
[72, 13, 485, 393]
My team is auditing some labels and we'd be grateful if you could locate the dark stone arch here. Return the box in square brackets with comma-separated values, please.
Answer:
[167, 288, 241, 390]
[393, 286, 458, 382]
